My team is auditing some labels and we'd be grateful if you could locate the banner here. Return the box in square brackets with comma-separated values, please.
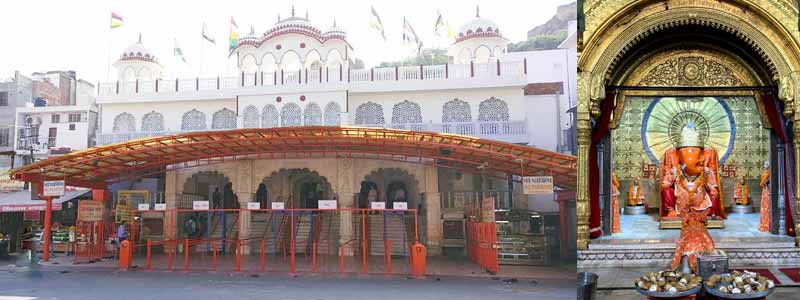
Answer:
[78, 200, 103, 222]
[43, 180, 65, 197]
[0, 171, 25, 192]
[523, 176, 554, 195]
[115, 202, 131, 222]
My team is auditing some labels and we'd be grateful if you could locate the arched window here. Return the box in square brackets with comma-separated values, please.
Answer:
[113, 112, 135, 133]
[181, 109, 207, 131]
[303, 103, 322, 126]
[242, 105, 260, 128]
[141, 111, 164, 132]
[324, 102, 341, 126]
[281, 103, 302, 126]
[211, 108, 237, 129]
[262, 105, 279, 128]
[478, 97, 509, 122]
[354, 102, 384, 125]
[391, 100, 422, 124]
[442, 98, 472, 122]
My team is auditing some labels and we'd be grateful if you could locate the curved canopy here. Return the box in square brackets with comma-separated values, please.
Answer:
[10, 126, 576, 189]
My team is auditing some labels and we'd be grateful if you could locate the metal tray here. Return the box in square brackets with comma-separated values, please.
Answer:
[634, 284, 701, 298]
[704, 284, 775, 299]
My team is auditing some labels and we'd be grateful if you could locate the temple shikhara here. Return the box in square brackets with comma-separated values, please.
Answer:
[577, 0, 800, 295]
[9, 6, 577, 275]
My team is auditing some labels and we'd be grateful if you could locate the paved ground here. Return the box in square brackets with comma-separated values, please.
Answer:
[0, 264, 575, 300]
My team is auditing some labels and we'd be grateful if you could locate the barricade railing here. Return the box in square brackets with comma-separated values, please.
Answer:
[465, 221, 499, 274]
[124, 208, 419, 275]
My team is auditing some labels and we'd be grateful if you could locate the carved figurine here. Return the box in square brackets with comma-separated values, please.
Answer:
[627, 177, 645, 206]
[733, 176, 750, 206]
[759, 161, 771, 232]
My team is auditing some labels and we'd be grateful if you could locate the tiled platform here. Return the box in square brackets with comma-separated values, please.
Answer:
[579, 213, 800, 268]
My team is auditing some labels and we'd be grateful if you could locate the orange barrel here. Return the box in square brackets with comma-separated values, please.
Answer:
[411, 242, 426, 278]
[118, 240, 131, 270]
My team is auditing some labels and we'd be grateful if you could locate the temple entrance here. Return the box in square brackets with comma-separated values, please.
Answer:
[261, 168, 333, 209]
[577, 0, 800, 272]
[360, 168, 419, 210]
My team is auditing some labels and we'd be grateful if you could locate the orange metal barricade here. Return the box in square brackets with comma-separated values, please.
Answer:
[465, 221, 499, 274]
[123, 208, 422, 275]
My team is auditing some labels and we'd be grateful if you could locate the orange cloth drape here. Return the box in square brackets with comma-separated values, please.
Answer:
[670, 168, 717, 272]
[759, 170, 771, 232]
[612, 172, 621, 234]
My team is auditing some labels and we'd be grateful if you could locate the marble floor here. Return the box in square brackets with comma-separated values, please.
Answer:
[601, 212, 775, 241]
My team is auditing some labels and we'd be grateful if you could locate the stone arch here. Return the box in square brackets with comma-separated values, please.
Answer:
[359, 167, 421, 209]
[303, 102, 322, 125]
[474, 45, 493, 63]
[478, 97, 509, 122]
[240, 53, 259, 73]
[391, 100, 423, 124]
[181, 109, 207, 131]
[442, 98, 472, 123]
[304, 49, 323, 69]
[113, 112, 135, 133]
[242, 105, 260, 128]
[121, 66, 137, 82]
[280, 50, 303, 72]
[325, 49, 344, 67]
[262, 104, 279, 128]
[261, 168, 335, 209]
[181, 171, 232, 200]
[141, 111, 164, 132]
[354, 101, 384, 125]
[324, 102, 341, 126]
[137, 67, 155, 81]
[457, 48, 472, 64]
[261, 52, 278, 73]
[211, 108, 237, 129]
[281, 103, 302, 126]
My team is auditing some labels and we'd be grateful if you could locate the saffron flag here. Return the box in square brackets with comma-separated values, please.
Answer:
[369, 6, 387, 42]
[202, 22, 216, 44]
[434, 10, 445, 36]
[110, 12, 123, 29]
[174, 38, 187, 63]
[403, 17, 422, 52]
[229, 17, 239, 51]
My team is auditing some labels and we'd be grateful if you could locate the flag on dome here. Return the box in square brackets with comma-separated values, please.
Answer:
[110, 12, 123, 29]
[369, 6, 387, 42]
[202, 22, 216, 44]
[229, 17, 239, 51]
[174, 38, 187, 63]
[434, 10, 445, 36]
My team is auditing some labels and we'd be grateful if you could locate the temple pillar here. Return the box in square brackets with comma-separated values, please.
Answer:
[337, 159, 356, 256]
[575, 70, 595, 250]
[423, 165, 442, 255]
[236, 192, 253, 254]
[164, 170, 178, 253]
[236, 161, 255, 254]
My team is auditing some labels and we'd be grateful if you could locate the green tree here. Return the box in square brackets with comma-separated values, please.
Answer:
[508, 31, 568, 52]
[377, 48, 449, 67]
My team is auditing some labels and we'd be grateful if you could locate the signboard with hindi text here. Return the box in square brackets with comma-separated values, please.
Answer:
[247, 202, 260, 210]
[393, 202, 408, 210]
[154, 203, 167, 211]
[318, 200, 337, 210]
[115, 202, 132, 222]
[43, 180, 65, 197]
[78, 200, 103, 222]
[370, 202, 386, 209]
[193, 201, 210, 210]
[138, 203, 150, 211]
[271, 202, 285, 209]
[523, 176, 554, 195]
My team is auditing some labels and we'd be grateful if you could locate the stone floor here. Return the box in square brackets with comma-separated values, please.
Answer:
[601, 212, 774, 240]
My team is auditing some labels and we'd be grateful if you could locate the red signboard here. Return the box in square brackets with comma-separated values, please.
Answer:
[0, 202, 61, 212]
[24, 210, 40, 221]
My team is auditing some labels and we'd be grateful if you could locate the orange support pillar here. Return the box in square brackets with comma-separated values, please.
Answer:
[361, 211, 367, 273]
[118, 240, 131, 270]
[339, 247, 345, 274]
[385, 240, 392, 275]
[145, 240, 152, 271]
[260, 240, 266, 272]
[235, 239, 241, 273]
[290, 211, 296, 274]
[42, 196, 53, 262]
[183, 239, 189, 273]
[212, 242, 218, 272]
[312, 242, 317, 273]
[167, 240, 173, 272]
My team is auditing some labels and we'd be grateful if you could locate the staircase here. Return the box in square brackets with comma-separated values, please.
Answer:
[367, 213, 412, 256]
[249, 212, 340, 256]
[203, 212, 239, 252]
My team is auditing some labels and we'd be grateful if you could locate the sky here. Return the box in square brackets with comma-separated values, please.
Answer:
[0, 0, 573, 84]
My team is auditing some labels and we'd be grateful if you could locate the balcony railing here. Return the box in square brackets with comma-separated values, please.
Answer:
[98, 60, 528, 96]
[98, 120, 528, 146]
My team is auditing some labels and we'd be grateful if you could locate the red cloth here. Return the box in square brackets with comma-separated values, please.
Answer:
[589, 91, 616, 238]
[761, 92, 795, 237]
[779, 268, 800, 283]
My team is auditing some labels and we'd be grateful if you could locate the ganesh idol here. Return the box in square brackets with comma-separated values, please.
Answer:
[662, 124, 718, 271]
[660, 123, 726, 220]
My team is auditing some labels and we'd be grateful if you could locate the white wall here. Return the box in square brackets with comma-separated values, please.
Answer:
[15, 107, 94, 154]
[101, 99, 236, 133]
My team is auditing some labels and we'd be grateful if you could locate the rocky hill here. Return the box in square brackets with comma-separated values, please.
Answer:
[527, 2, 577, 38]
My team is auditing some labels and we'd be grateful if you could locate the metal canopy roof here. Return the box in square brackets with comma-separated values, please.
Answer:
[10, 126, 576, 190]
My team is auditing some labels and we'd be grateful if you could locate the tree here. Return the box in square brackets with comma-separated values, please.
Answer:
[377, 48, 449, 67]
[508, 31, 568, 52]
[349, 58, 365, 69]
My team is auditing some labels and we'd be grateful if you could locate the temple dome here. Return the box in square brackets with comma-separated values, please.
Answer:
[455, 7, 504, 43]
[119, 35, 157, 63]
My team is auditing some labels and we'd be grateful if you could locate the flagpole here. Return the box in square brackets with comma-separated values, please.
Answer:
[106, 11, 112, 82]
[199, 25, 204, 77]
